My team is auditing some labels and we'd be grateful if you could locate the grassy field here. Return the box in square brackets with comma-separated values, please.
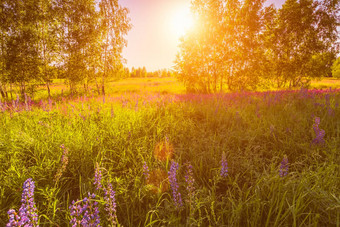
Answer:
[0, 78, 340, 226]
[31, 77, 187, 100]
[25, 76, 340, 101]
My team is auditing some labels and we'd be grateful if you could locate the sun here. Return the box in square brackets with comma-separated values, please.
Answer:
[170, 7, 195, 39]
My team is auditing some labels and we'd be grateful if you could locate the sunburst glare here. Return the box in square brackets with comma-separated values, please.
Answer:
[170, 6, 195, 39]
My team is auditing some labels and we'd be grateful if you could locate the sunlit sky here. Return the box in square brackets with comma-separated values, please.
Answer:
[120, 0, 286, 71]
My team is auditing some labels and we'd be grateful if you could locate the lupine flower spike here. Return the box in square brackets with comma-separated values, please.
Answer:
[220, 153, 228, 178]
[69, 193, 101, 226]
[168, 161, 183, 208]
[94, 162, 103, 190]
[143, 162, 150, 180]
[185, 162, 195, 207]
[185, 163, 195, 196]
[312, 117, 325, 145]
[104, 183, 117, 226]
[55, 144, 69, 183]
[279, 156, 289, 177]
[7, 178, 39, 226]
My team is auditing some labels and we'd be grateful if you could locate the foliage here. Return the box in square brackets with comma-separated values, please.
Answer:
[176, 0, 339, 92]
[332, 57, 340, 78]
[98, 0, 131, 95]
[263, 0, 339, 88]
[0, 0, 131, 98]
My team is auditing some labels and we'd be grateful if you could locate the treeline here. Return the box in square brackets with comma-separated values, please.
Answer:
[0, 0, 131, 99]
[176, 0, 339, 92]
[128, 67, 175, 78]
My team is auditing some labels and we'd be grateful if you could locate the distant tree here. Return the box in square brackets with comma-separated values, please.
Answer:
[141, 66, 147, 77]
[176, 0, 267, 92]
[3, 0, 42, 97]
[0, 1, 10, 99]
[61, 0, 100, 94]
[38, 0, 63, 97]
[131, 67, 136, 77]
[123, 67, 130, 78]
[176, 0, 339, 92]
[226, 0, 266, 90]
[332, 57, 340, 78]
[134, 67, 140, 77]
[263, 0, 339, 87]
[147, 71, 153, 77]
[98, 0, 131, 95]
[161, 69, 167, 78]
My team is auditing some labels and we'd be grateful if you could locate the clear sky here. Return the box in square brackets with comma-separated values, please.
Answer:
[120, 0, 286, 71]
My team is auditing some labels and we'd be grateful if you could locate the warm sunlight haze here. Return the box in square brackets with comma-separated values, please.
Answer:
[1, 0, 339, 225]
[170, 7, 195, 40]
[120, 0, 285, 71]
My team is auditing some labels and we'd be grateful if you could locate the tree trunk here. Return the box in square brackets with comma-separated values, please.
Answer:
[46, 82, 51, 98]
[220, 73, 223, 92]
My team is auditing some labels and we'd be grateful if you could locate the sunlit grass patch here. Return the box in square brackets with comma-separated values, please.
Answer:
[0, 88, 340, 226]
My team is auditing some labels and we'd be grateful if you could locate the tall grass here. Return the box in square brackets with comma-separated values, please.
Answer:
[0, 89, 339, 226]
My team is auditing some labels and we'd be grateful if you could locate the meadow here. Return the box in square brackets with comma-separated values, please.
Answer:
[0, 78, 340, 226]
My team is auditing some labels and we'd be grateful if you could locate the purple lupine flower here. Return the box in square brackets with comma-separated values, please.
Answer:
[7, 209, 20, 226]
[328, 107, 334, 116]
[143, 162, 149, 180]
[279, 156, 289, 177]
[325, 94, 330, 107]
[104, 183, 117, 225]
[185, 163, 195, 199]
[69, 193, 101, 226]
[48, 98, 52, 111]
[168, 161, 183, 208]
[7, 178, 39, 226]
[94, 163, 102, 190]
[312, 117, 325, 145]
[55, 145, 69, 183]
[15, 95, 20, 110]
[220, 153, 228, 178]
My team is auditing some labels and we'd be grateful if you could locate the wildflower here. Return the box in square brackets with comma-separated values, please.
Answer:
[328, 107, 334, 116]
[279, 156, 289, 177]
[325, 94, 330, 107]
[48, 98, 52, 111]
[185, 162, 195, 202]
[69, 193, 101, 226]
[104, 183, 117, 226]
[7, 209, 20, 226]
[7, 178, 39, 226]
[55, 145, 69, 183]
[168, 161, 183, 208]
[94, 163, 102, 190]
[220, 153, 228, 177]
[143, 162, 150, 180]
[312, 117, 325, 145]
